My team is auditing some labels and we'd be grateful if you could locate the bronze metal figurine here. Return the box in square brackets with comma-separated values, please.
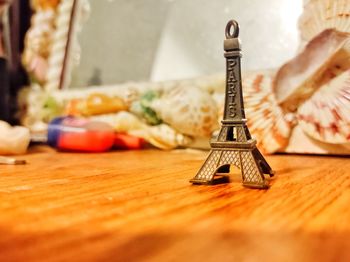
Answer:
[190, 20, 274, 189]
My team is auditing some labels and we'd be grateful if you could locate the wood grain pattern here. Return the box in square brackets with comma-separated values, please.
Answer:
[0, 146, 349, 262]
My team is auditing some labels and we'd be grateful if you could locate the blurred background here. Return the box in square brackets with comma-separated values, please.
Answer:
[2, 0, 349, 155]
[71, 0, 303, 87]
[0, 0, 29, 123]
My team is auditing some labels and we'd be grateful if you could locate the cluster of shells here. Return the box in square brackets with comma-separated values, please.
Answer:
[147, 0, 350, 153]
[47, 78, 222, 150]
[240, 0, 350, 153]
[21, 0, 350, 153]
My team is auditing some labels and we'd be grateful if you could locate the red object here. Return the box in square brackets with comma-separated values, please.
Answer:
[49, 117, 115, 152]
[114, 133, 145, 150]
[48, 117, 144, 152]
[58, 130, 115, 152]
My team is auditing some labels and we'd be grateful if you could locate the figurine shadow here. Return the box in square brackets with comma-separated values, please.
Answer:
[207, 163, 276, 188]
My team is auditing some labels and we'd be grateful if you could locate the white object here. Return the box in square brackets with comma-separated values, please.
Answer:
[0, 121, 30, 155]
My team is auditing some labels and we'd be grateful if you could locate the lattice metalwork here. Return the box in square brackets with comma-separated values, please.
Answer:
[196, 150, 221, 181]
[218, 150, 240, 170]
[217, 127, 228, 142]
[243, 126, 252, 140]
[240, 151, 265, 186]
[190, 19, 274, 189]
[236, 127, 247, 142]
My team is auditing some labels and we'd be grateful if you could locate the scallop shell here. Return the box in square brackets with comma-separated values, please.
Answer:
[297, 69, 350, 144]
[149, 86, 219, 137]
[274, 29, 350, 112]
[299, 0, 350, 43]
[243, 70, 292, 154]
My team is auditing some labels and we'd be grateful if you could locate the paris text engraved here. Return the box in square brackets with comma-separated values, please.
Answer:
[227, 59, 237, 118]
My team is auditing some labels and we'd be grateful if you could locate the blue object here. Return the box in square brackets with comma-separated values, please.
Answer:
[47, 117, 67, 147]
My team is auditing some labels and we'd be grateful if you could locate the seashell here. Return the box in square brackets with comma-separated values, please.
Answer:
[297, 69, 350, 144]
[243, 70, 292, 154]
[299, 0, 350, 43]
[274, 29, 350, 112]
[149, 86, 219, 137]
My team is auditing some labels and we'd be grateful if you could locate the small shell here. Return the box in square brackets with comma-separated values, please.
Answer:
[243, 70, 292, 154]
[149, 86, 219, 137]
[297, 69, 350, 144]
[299, 0, 350, 43]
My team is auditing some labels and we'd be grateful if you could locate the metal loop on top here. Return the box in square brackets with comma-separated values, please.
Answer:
[225, 20, 239, 39]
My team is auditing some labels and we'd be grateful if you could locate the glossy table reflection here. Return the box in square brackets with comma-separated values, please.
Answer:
[0, 146, 349, 261]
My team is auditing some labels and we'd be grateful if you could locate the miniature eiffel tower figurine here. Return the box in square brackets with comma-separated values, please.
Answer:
[190, 20, 274, 189]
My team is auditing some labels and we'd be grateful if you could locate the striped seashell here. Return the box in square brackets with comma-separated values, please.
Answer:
[299, 0, 350, 43]
[297, 69, 350, 144]
[243, 70, 292, 154]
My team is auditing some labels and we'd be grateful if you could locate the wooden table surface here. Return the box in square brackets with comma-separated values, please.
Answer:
[0, 146, 349, 262]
